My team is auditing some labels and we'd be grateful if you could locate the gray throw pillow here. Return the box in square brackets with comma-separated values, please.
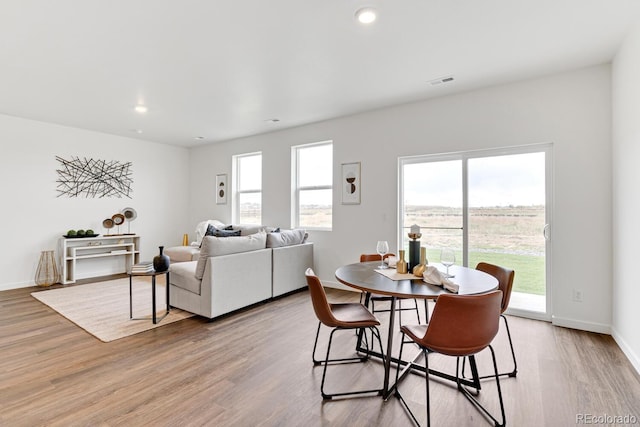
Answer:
[266, 229, 307, 248]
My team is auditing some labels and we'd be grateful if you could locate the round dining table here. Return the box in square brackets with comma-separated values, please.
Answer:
[335, 261, 499, 398]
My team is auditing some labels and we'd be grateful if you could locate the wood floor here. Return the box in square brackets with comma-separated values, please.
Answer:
[1, 284, 639, 426]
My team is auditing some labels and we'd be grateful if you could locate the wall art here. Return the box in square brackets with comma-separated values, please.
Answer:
[216, 173, 227, 204]
[56, 156, 133, 198]
[341, 162, 361, 204]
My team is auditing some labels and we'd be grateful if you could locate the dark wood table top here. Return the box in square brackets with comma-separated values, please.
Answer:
[335, 261, 498, 299]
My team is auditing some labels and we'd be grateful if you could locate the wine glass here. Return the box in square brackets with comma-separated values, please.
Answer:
[376, 241, 389, 269]
[440, 249, 456, 277]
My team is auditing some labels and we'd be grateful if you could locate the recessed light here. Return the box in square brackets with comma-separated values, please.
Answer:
[265, 118, 280, 124]
[131, 129, 143, 134]
[134, 104, 148, 113]
[194, 136, 205, 141]
[355, 7, 377, 24]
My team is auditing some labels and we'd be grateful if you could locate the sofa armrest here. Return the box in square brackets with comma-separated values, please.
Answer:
[272, 242, 314, 297]
[200, 248, 273, 317]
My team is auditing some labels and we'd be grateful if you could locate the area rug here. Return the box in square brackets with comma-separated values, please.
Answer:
[31, 277, 194, 342]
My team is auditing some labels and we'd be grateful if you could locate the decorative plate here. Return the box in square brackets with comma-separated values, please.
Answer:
[63, 234, 100, 238]
[112, 213, 125, 226]
[121, 207, 137, 221]
[103, 218, 114, 229]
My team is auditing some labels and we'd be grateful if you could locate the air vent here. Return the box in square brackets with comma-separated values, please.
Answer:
[429, 75, 455, 86]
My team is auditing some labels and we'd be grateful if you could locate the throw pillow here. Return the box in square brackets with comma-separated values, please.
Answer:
[194, 219, 225, 245]
[195, 231, 267, 280]
[204, 224, 241, 238]
[266, 229, 307, 248]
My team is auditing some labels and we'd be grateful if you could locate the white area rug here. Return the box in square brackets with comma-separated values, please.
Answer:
[31, 277, 194, 342]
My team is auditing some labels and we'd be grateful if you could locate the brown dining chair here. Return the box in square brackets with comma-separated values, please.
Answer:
[359, 254, 426, 324]
[305, 268, 385, 400]
[395, 290, 505, 427]
[475, 262, 517, 378]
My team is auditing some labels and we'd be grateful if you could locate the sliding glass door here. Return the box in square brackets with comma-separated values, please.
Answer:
[399, 145, 551, 318]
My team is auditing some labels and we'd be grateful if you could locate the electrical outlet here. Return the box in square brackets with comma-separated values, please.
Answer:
[572, 289, 583, 302]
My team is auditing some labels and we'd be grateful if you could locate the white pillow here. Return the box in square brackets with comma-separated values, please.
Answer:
[194, 220, 225, 245]
[232, 224, 265, 236]
[195, 231, 267, 280]
[266, 229, 307, 248]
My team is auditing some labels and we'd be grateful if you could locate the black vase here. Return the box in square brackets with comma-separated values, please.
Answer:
[153, 246, 170, 272]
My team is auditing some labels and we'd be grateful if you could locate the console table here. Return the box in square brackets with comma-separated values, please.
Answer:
[59, 235, 141, 284]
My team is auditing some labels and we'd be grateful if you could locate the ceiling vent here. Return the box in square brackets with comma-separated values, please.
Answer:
[429, 75, 455, 86]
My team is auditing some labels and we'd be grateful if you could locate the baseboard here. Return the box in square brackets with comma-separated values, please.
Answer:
[611, 327, 640, 376]
[0, 280, 35, 292]
[551, 315, 611, 334]
[505, 307, 551, 322]
[321, 279, 360, 293]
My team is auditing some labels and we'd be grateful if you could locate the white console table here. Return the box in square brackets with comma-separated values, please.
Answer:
[59, 235, 141, 284]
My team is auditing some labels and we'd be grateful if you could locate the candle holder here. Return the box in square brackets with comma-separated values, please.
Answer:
[408, 224, 422, 271]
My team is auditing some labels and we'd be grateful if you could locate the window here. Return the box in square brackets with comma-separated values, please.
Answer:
[399, 145, 551, 317]
[233, 152, 262, 224]
[292, 141, 333, 229]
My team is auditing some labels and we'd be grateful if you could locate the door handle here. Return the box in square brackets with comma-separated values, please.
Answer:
[543, 224, 550, 240]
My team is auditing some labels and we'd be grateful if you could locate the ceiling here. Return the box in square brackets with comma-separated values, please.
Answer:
[2, 1, 640, 148]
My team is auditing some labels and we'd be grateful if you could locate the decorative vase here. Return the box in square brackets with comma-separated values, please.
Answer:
[153, 246, 170, 272]
[397, 250, 408, 274]
[182, 233, 189, 246]
[35, 250, 60, 287]
[413, 246, 428, 277]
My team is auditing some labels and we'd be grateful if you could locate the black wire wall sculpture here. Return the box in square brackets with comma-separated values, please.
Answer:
[56, 156, 133, 198]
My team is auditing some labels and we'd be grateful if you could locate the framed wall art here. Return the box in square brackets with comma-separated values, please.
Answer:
[216, 174, 227, 204]
[341, 162, 361, 205]
[55, 156, 133, 198]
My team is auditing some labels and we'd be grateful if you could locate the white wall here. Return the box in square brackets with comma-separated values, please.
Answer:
[189, 64, 613, 333]
[0, 114, 190, 290]
[612, 22, 640, 373]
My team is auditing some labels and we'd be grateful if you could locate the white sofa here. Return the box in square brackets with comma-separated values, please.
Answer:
[167, 224, 313, 319]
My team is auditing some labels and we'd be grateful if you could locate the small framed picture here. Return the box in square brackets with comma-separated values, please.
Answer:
[216, 174, 227, 204]
[341, 162, 361, 205]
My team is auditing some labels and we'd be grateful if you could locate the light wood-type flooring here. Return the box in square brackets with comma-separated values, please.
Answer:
[2, 283, 639, 426]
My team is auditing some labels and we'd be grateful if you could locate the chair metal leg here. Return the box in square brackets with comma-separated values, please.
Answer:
[395, 335, 430, 427]
[425, 348, 431, 427]
[370, 298, 423, 326]
[455, 346, 506, 427]
[461, 314, 517, 380]
[312, 322, 323, 365]
[313, 322, 367, 366]
[318, 325, 385, 400]
[501, 314, 518, 377]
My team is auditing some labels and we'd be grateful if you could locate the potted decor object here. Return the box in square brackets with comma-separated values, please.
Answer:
[153, 246, 170, 272]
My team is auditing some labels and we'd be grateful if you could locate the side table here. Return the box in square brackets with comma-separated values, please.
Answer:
[129, 270, 170, 324]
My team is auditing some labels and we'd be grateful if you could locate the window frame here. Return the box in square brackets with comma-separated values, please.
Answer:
[291, 141, 333, 230]
[232, 151, 262, 225]
[398, 143, 553, 320]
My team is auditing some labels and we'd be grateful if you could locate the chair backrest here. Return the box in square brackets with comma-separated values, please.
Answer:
[421, 290, 502, 356]
[360, 253, 395, 262]
[475, 262, 515, 314]
[305, 268, 339, 327]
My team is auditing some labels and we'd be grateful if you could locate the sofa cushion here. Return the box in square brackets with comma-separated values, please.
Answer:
[195, 231, 267, 280]
[170, 261, 201, 294]
[266, 229, 307, 248]
[165, 246, 201, 263]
